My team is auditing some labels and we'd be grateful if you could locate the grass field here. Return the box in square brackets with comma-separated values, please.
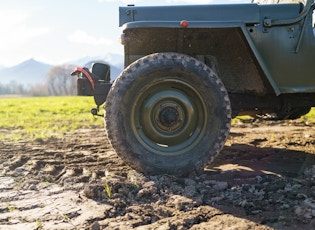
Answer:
[0, 96, 314, 141]
[0, 96, 103, 141]
[301, 107, 315, 123]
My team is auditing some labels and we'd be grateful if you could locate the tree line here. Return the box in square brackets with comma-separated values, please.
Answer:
[0, 65, 77, 96]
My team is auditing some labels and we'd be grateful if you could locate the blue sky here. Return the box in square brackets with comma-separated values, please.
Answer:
[0, 0, 249, 67]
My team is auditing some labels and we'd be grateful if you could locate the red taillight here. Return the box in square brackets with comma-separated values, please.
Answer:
[180, 20, 188, 28]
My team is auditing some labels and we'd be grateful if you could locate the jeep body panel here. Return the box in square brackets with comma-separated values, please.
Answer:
[119, 2, 315, 95]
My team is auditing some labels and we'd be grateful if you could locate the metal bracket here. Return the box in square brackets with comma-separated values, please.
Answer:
[91, 107, 103, 117]
[263, 18, 271, 33]
[263, 18, 272, 27]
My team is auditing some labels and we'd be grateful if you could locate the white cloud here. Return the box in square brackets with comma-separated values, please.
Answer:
[0, 9, 28, 29]
[0, 9, 51, 49]
[68, 30, 114, 46]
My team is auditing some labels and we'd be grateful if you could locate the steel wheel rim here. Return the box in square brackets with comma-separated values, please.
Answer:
[131, 79, 208, 156]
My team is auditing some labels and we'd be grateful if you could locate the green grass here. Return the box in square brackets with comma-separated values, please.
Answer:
[0, 96, 103, 141]
[302, 107, 315, 123]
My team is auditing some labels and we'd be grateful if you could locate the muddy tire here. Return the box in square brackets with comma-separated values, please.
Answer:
[104, 52, 231, 176]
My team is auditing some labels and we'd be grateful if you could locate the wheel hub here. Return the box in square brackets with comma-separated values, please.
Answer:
[159, 106, 180, 128]
[155, 102, 184, 132]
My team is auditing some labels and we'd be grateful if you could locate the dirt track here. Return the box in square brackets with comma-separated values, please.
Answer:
[0, 120, 315, 229]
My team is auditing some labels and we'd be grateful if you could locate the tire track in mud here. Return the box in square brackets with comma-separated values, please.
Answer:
[0, 129, 129, 229]
[0, 123, 315, 229]
[1, 129, 128, 188]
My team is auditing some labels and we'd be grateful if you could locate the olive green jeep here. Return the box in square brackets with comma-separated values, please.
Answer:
[72, 0, 315, 176]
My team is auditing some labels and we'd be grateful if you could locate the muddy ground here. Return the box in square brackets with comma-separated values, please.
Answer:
[0, 119, 315, 230]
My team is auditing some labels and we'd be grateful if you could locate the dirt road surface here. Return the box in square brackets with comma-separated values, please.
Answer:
[0, 120, 315, 229]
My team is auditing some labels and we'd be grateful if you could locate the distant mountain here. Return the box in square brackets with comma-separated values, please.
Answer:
[71, 53, 124, 67]
[82, 61, 122, 82]
[0, 53, 124, 87]
[69, 53, 124, 81]
[0, 59, 53, 86]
